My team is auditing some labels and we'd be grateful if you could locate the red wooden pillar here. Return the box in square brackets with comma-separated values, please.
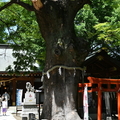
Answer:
[118, 90, 120, 120]
[97, 83, 102, 120]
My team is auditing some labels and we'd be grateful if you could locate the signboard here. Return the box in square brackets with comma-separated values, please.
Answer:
[16, 89, 23, 106]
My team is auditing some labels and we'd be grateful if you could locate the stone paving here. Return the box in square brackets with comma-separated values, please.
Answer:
[0, 108, 16, 120]
[0, 106, 21, 120]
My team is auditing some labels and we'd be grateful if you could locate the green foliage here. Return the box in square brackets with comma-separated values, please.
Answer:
[74, 4, 98, 39]
[0, 4, 45, 72]
[94, 22, 120, 42]
[74, 0, 120, 59]
[93, 1, 120, 59]
[1, 0, 120, 72]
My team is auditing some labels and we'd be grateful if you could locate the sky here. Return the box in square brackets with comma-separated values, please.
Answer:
[0, 0, 10, 2]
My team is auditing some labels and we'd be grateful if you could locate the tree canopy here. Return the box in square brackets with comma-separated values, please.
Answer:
[75, 0, 120, 59]
[94, 1, 120, 60]
[0, 0, 120, 119]
[0, 0, 120, 73]
[0, 4, 45, 72]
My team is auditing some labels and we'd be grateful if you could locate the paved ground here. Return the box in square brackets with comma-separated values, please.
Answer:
[0, 112, 18, 120]
[0, 106, 21, 120]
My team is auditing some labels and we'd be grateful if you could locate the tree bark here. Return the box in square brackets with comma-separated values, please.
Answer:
[33, 0, 90, 119]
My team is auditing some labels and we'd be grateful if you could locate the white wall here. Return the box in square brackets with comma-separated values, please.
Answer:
[0, 48, 15, 71]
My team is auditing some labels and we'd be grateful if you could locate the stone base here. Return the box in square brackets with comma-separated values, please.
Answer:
[21, 104, 38, 119]
[22, 117, 27, 120]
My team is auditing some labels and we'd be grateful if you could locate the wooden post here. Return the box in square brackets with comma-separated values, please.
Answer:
[98, 83, 102, 120]
[118, 90, 120, 120]
[12, 79, 16, 105]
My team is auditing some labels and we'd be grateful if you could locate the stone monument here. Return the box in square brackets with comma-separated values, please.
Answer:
[21, 82, 38, 120]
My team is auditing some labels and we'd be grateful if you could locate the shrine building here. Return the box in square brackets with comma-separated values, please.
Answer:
[0, 44, 42, 105]
[78, 50, 120, 120]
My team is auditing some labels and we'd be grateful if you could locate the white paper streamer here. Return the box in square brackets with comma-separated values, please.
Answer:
[47, 72, 50, 79]
[83, 85, 89, 120]
[41, 75, 44, 82]
[73, 68, 76, 77]
[58, 67, 62, 75]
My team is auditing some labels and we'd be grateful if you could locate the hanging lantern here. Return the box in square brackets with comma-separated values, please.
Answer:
[4, 87, 7, 89]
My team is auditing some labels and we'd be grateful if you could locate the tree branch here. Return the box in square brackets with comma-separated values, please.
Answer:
[0, 1, 13, 11]
[68, 0, 91, 14]
[0, 0, 34, 12]
[15, 1, 34, 11]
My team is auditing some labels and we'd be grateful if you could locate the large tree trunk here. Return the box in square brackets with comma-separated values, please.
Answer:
[34, 0, 90, 119]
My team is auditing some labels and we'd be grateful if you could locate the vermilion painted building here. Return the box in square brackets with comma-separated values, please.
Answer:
[78, 50, 120, 120]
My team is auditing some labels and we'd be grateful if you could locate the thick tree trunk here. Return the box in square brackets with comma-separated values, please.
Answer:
[42, 35, 84, 120]
[33, 0, 90, 119]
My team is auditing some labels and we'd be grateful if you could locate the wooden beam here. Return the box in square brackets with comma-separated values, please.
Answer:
[87, 76, 120, 84]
